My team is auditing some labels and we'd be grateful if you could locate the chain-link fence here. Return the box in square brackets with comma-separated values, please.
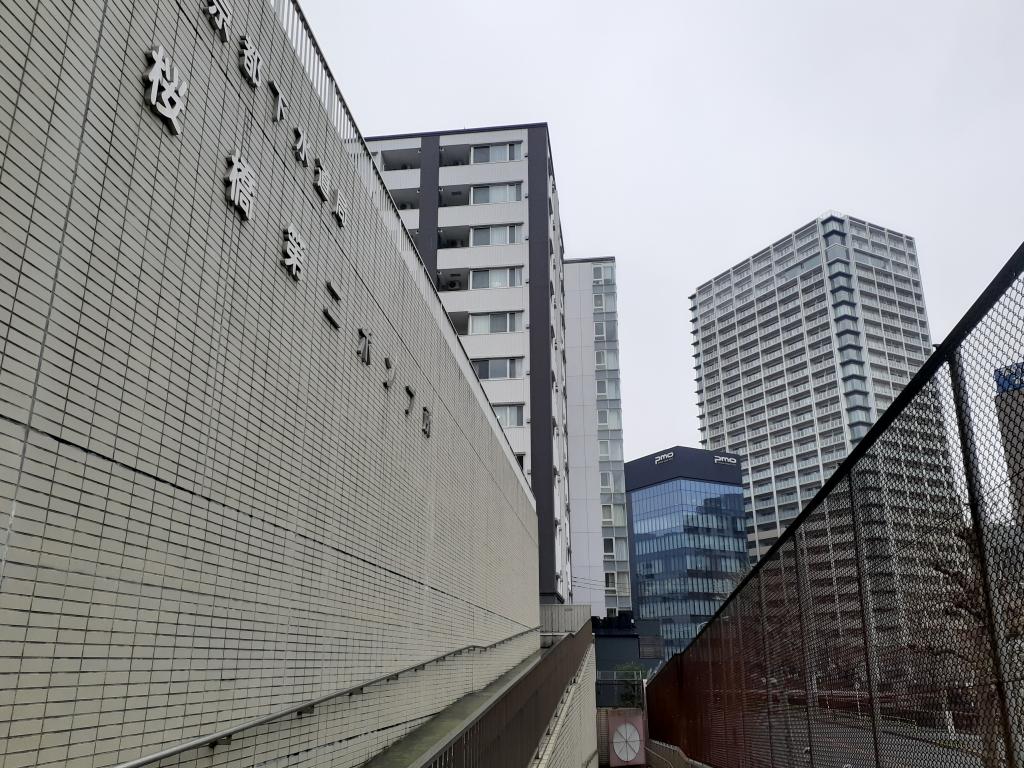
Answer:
[647, 241, 1024, 768]
[597, 669, 646, 708]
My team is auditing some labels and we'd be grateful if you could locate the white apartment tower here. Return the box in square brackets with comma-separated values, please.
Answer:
[565, 258, 630, 617]
[692, 212, 933, 562]
[367, 125, 571, 603]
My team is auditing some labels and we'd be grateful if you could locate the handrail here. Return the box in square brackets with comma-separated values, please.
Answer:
[410, 622, 593, 768]
[111, 625, 540, 768]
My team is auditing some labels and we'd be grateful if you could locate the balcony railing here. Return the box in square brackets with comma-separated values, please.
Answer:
[646, 237, 1024, 768]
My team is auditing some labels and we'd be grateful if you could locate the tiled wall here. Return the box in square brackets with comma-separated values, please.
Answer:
[535, 643, 598, 768]
[0, 0, 539, 766]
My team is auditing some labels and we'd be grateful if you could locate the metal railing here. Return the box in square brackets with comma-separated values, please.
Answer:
[266, 0, 413, 265]
[647, 239, 1024, 768]
[422, 621, 593, 768]
[112, 626, 539, 768]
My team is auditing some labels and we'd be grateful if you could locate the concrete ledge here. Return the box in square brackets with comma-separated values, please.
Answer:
[364, 649, 546, 768]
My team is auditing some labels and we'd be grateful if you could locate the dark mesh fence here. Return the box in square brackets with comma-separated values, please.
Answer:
[647, 242, 1024, 767]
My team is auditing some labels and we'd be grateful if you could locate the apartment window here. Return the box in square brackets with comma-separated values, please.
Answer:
[602, 504, 614, 523]
[469, 311, 523, 334]
[598, 439, 623, 461]
[604, 538, 615, 558]
[594, 293, 617, 312]
[474, 357, 524, 380]
[493, 404, 525, 427]
[470, 267, 523, 289]
[596, 350, 620, 370]
[615, 538, 628, 560]
[596, 380, 621, 399]
[471, 143, 522, 164]
[598, 409, 622, 429]
[471, 182, 522, 204]
[593, 264, 615, 284]
[605, 572, 617, 591]
[600, 470, 625, 492]
[471, 224, 522, 246]
[595, 321, 617, 341]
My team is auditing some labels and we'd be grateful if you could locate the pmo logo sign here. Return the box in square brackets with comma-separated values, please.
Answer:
[714, 455, 737, 465]
[654, 451, 674, 465]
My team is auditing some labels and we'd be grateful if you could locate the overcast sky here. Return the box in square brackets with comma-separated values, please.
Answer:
[303, 0, 1024, 461]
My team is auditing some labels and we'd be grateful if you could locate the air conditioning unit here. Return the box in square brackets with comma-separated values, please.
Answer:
[446, 279, 463, 290]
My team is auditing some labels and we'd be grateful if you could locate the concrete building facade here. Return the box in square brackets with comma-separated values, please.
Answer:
[625, 447, 747, 658]
[366, 125, 571, 604]
[0, 0, 560, 765]
[565, 257, 629, 616]
[692, 212, 933, 561]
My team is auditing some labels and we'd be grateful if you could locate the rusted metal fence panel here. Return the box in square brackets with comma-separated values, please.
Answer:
[647, 240, 1024, 768]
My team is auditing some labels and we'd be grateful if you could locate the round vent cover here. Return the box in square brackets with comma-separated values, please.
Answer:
[612, 721, 641, 762]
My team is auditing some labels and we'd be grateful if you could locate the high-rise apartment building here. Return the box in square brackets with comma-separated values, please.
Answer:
[995, 362, 1024, 520]
[692, 212, 933, 561]
[366, 125, 571, 603]
[626, 447, 747, 658]
[565, 257, 629, 616]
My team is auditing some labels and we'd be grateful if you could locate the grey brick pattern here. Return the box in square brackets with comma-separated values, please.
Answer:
[0, 0, 539, 766]
[535, 644, 598, 768]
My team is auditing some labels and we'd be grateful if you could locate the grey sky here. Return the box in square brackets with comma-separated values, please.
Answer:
[303, 0, 1024, 461]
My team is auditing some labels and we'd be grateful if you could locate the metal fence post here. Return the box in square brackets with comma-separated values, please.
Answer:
[792, 535, 817, 768]
[847, 469, 884, 767]
[948, 352, 1017, 767]
[724, 609, 752, 768]
[731, 593, 754, 768]
[756, 578, 778, 768]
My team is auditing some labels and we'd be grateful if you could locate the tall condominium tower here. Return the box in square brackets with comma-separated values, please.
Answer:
[565, 257, 630, 616]
[995, 363, 1024, 520]
[366, 125, 571, 603]
[692, 212, 933, 561]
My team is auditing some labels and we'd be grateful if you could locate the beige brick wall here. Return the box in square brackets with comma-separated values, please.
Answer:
[0, 0, 539, 765]
[536, 643, 598, 768]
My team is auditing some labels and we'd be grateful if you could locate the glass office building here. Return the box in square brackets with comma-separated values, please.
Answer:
[627, 447, 747, 659]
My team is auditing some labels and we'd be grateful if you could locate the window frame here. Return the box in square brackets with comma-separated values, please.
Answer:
[493, 403, 525, 428]
[469, 311, 522, 335]
[470, 143, 522, 164]
[603, 537, 615, 559]
[470, 182, 523, 205]
[469, 266, 523, 289]
[471, 224, 522, 247]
